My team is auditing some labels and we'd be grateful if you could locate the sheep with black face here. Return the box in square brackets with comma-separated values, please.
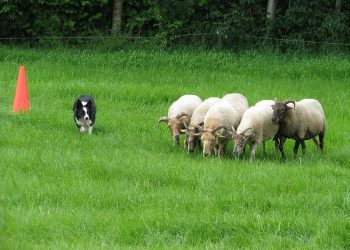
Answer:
[158, 95, 202, 145]
[271, 99, 326, 159]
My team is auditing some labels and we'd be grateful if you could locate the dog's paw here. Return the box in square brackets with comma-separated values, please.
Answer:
[80, 126, 88, 133]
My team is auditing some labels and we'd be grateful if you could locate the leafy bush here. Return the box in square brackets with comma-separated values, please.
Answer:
[0, 0, 349, 48]
[0, 0, 110, 38]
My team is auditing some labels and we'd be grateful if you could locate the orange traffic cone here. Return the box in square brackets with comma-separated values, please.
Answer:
[12, 66, 30, 112]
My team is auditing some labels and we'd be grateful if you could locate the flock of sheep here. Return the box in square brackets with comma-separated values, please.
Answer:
[158, 94, 326, 161]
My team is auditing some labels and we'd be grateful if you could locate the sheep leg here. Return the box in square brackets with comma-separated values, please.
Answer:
[312, 137, 320, 149]
[243, 145, 247, 160]
[223, 141, 228, 154]
[262, 141, 266, 158]
[184, 138, 188, 149]
[249, 142, 258, 162]
[214, 146, 218, 157]
[293, 140, 301, 158]
[218, 141, 228, 158]
[301, 140, 306, 155]
[218, 147, 223, 158]
[278, 137, 286, 161]
[274, 136, 280, 159]
[319, 132, 324, 153]
[195, 137, 201, 150]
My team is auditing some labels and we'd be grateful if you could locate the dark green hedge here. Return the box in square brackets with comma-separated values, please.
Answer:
[1, 0, 349, 47]
[0, 0, 111, 37]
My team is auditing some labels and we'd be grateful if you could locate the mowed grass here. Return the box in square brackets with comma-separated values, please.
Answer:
[0, 46, 349, 249]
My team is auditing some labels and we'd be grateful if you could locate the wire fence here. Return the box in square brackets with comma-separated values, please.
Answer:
[1, 32, 350, 47]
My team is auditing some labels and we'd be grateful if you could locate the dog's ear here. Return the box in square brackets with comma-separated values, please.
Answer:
[77, 100, 83, 109]
[86, 99, 92, 108]
[73, 99, 83, 111]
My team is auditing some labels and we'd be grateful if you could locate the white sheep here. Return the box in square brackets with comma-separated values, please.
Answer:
[222, 93, 249, 118]
[158, 95, 202, 145]
[181, 97, 221, 153]
[271, 99, 326, 159]
[231, 101, 279, 161]
[199, 100, 242, 157]
[255, 100, 275, 107]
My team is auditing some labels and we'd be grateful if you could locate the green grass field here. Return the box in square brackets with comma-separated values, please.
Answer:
[1, 46, 349, 249]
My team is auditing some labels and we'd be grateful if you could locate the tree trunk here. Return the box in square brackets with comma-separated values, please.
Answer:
[267, 0, 277, 21]
[112, 0, 124, 35]
[335, 0, 341, 13]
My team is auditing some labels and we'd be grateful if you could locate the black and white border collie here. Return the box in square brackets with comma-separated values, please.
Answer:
[73, 95, 96, 134]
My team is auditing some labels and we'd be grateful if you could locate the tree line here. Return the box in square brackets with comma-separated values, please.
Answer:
[1, 0, 349, 48]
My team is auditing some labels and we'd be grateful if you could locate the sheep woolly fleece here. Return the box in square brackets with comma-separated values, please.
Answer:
[167, 95, 203, 118]
[204, 99, 244, 135]
[280, 99, 326, 139]
[237, 103, 279, 143]
[222, 93, 249, 120]
[189, 97, 221, 127]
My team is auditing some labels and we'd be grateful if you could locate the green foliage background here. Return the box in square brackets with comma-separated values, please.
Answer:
[1, 0, 349, 48]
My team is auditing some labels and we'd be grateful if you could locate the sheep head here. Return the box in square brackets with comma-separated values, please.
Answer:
[201, 125, 226, 157]
[231, 127, 254, 158]
[271, 99, 296, 123]
[182, 122, 203, 154]
[158, 112, 190, 145]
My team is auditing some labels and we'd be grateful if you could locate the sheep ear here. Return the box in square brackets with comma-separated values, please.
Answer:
[227, 130, 236, 136]
[195, 125, 203, 132]
[215, 128, 226, 138]
[195, 126, 202, 133]
[230, 125, 236, 135]
[244, 132, 255, 139]
[157, 117, 168, 128]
